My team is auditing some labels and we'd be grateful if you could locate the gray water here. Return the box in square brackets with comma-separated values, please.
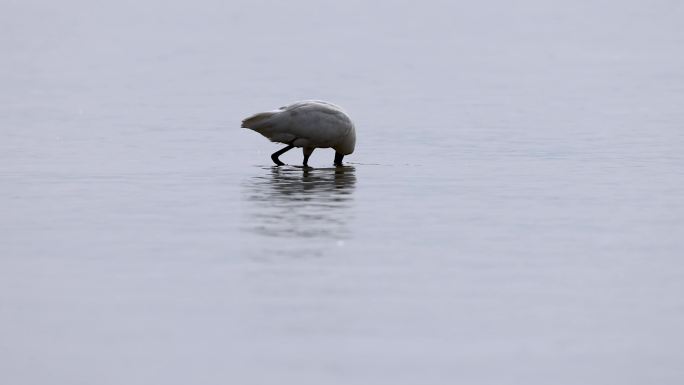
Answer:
[2, 1, 683, 384]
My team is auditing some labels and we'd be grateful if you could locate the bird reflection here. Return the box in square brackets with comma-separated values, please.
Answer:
[243, 166, 356, 240]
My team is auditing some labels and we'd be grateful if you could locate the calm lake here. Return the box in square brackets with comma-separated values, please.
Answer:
[1, 1, 683, 384]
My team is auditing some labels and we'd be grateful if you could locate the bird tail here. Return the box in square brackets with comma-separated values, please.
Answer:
[241, 111, 276, 130]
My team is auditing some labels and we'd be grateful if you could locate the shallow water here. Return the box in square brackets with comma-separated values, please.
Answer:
[2, 1, 684, 384]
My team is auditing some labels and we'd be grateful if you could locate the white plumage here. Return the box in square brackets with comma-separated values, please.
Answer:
[242, 100, 356, 167]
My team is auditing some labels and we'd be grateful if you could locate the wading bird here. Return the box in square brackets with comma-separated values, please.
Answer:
[242, 100, 356, 167]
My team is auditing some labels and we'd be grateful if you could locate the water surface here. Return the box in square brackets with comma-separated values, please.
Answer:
[1, 1, 683, 384]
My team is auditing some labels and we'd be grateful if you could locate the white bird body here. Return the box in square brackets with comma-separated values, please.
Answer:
[242, 100, 356, 166]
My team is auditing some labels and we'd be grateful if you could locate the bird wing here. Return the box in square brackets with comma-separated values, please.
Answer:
[243, 101, 352, 147]
[280, 102, 352, 146]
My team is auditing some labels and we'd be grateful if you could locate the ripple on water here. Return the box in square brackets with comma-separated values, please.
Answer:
[242, 166, 356, 247]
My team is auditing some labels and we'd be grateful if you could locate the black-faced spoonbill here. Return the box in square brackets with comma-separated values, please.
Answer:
[242, 100, 356, 167]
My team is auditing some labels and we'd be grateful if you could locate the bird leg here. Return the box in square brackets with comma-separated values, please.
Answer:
[271, 145, 294, 166]
[303, 147, 315, 167]
[334, 152, 344, 166]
